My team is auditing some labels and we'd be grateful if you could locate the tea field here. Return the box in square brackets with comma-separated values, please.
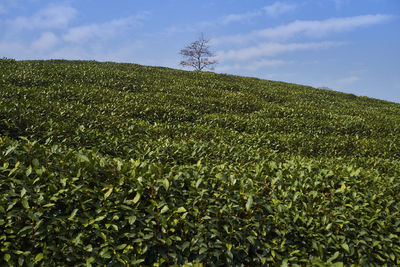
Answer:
[0, 58, 399, 266]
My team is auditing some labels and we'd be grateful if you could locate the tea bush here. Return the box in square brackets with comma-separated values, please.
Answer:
[1, 59, 399, 266]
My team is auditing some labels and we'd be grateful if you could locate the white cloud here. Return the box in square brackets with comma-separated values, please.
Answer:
[263, 72, 297, 81]
[216, 59, 287, 72]
[218, 2, 297, 26]
[32, 32, 58, 50]
[63, 14, 148, 43]
[221, 2, 296, 24]
[258, 14, 391, 39]
[165, 2, 297, 34]
[0, 6, 150, 61]
[221, 11, 261, 25]
[0, 39, 145, 62]
[63, 23, 110, 43]
[215, 64, 242, 73]
[247, 59, 287, 69]
[0, 41, 26, 58]
[217, 41, 343, 61]
[213, 14, 392, 45]
[44, 47, 82, 60]
[10, 5, 77, 30]
[210, 33, 249, 46]
[45, 41, 144, 62]
[337, 75, 360, 84]
[164, 25, 196, 34]
[263, 2, 297, 17]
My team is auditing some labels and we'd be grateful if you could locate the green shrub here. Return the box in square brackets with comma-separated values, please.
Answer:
[0, 60, 399, 266]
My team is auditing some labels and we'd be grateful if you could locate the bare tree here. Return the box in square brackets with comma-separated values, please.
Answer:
[179, 34, 217, 71]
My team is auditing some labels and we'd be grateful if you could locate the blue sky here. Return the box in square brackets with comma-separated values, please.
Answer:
[1, 0, 399, 102]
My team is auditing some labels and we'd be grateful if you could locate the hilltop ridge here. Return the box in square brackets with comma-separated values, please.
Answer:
[2, 59, 399, 159]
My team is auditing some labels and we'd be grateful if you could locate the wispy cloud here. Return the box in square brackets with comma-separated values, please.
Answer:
[217, 41, 343, 61]
[216, 59, 287, 72]
[220, 2, 296, 24]
[247, 59, 287, 69]
[165, 2, 297, 34]
[257, 14, 392, 39]
[220, 11, 261, 25]
[61, 11, 149, 44]
[9, 4, 77, 30]
[213, 14, 392, 45]
[31, 32, 58, 50]
[263, 2, 297, 17]
[217, 1, 297, 26]
[0, 41, 26, 57]
[62, 15, 145, 43]
[0, 6, 150, 61]
[46, 41, 144, 62]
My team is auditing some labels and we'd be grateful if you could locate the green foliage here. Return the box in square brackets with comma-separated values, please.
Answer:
[0, 59, 400, 265]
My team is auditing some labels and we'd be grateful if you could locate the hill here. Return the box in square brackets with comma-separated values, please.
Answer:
[1, 59, 399, 266]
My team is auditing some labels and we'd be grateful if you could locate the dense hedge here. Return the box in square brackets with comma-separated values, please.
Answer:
[1, 59, 400, 266]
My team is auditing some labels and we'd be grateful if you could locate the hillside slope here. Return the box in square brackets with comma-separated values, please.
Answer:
[1, 59, 399, 265]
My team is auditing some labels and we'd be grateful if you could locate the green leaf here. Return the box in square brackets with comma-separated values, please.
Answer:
[20, 187, 26, 198]
[128, 215, 136, 225]
[35, 253, 43, 262]
[95, 215, 106, 222]
[390, 253, 396, 261]
[22, 198, 29, 209]
[162, 179, 169, 191]
[104, 188, 113, 200]
[176, 207, 187, 213]
[8, 161, 20, 176]
[199, 247, 207, 254]
[160, 205, 169, 214]
[116, 244, 127, 250]
[246, 195, 253, 211]
[26, 165, 32, 176]
[195, 178, 202, 188]
[181, 241, 190, 251]
[326, 223, 332, 230]
[68, 209, 78, 220]
[86, 257, 95, 263]
[77, 154, 89, 162]
[133, 192, 141, 204]
[84, 244, 93, 252]
[133, 259, 145, 265]
[32, 158, 39, 168]
[223, 225, 229, 233]
[18, 256, 24, 266]
[341, 243, 350, 253]
[327, 251, 340, 263]
[5, 145, 17, 156]
[4, 254, 11, 262]
[7, 200, 17, 211]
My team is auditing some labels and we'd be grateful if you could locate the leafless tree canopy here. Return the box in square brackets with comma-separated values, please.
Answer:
[179, 34, 218, 71]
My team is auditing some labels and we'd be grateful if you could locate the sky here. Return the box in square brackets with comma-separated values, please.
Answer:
[1, 0, 399, 103]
